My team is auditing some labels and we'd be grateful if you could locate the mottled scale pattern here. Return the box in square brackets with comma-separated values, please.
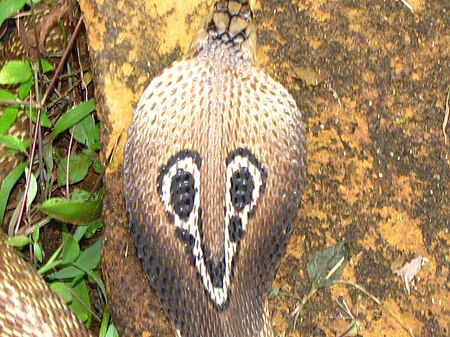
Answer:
[123, 1, 306, 336]
[0, 232, 91, 337]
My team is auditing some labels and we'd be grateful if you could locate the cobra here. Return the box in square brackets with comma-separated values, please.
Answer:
[0, 1, 306, 336]
[123, 0, 306, 336]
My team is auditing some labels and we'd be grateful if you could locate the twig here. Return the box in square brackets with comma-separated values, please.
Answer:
[65, 125, 76, 198]
[332, 279, 415, 337]
[288, 278, 415, 337]
[292, 286, 318, 329]
[14, 14, 85, 230]
[14, 106, 41, 234]
[332, 279, 380, 304]
[0, 99, 37, 107]
[31, 64, 46, 199]
[40, 14, 84, 107]
[443, 87, 449, 145]
[399, 0, 414, 13]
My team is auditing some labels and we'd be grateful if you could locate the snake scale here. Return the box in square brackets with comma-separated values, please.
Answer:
[1, 1, 306, 336]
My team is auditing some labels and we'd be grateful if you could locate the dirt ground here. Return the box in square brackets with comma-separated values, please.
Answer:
[78, 0, 449, 336]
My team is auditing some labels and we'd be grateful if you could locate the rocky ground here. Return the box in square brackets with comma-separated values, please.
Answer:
[79, 0, 449, 336]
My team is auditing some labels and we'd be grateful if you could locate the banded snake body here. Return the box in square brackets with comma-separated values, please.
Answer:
[0, 1, 307, 336]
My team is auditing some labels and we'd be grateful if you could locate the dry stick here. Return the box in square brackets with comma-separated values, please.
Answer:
[14, 104, 41, 234]
[443, 88, 449, 145]
[31, 65, 46, 199]
[332, 280, 415, 337]
[65, 125, 76, 198]
[13, 65, 43, 234]
[40, 15, 84, 107]
[47, 76, 88, 109]
[32, 65, 41, 215]
[292, 287, 317, 329]
[14, 15, 85, 232]
[0, 99, 36, 106]
[289, 279, 414, 337]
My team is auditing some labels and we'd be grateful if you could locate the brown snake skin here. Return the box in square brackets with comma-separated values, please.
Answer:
[123, 1, 306, 336]
[0, 231, 90, 337]
[0, 1, 306, 336]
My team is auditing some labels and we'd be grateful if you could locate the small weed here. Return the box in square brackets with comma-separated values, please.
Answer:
[0, 1, 115, 334]
[271, 240, 415, 337]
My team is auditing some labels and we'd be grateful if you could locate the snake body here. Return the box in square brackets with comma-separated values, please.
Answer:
[123, 1, 306, 336]
[0, 1, 306, 336]
[0, 231, 90, 337]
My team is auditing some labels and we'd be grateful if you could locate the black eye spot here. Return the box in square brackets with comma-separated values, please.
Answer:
[230, 167, 254, 212]
[170, 168, 196, 220]
[228, 216, 244, 243]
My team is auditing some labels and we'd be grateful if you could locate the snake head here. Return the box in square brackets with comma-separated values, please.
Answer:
[123, 1, 306, 336]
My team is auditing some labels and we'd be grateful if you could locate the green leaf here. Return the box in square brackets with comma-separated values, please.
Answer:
[71, 188, 90, 201]
[72, 115, 100, 150]
[307, 240, 348, 290]
[47, 264, 84, 280]
[7, 235, 32, 247]
[0, 88, 16, 101]
[25, 168, 37, 210]
[33, 59, 54, 73]
[62, 235, 80, 264]
[0, 90, 22, 133]
[268, 288, 281, 300]
[18, 77, 33, 99]
[0, 106, 19, 134]
[0, 59, 32, 84]
[52, 99, 96, 139]
[0, 0, 27, 28]
[32, 226, 42, 263]
[69, 279, 92, 325]
[38, 245, 63, 275]
[85, 219, 103, 239]
[42, 142, 54, 190]
[73, 226, 88, 243]
[47, 239, 101, 280]
[74, 238, 102, 272]
[40, 189, 103, 224]
[34, 242, 43, 262]
[24, 107, 53, 128]
[49, 281, 73, 303]
[86, 269, 106, 300]
[105, 324, 119, 337]
[93, 158, 102, 174]
[32, 226, 40, 242]
[57, 154, 93, 187]
[0, 161, 27, 224]
[99, 309, 111, 337]
[39, 259, 62, 275]
[0, 134, 29, 152]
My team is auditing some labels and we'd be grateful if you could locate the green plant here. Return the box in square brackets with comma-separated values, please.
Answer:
[270, 240, 415, 337]
[0, 1, 115, 333]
